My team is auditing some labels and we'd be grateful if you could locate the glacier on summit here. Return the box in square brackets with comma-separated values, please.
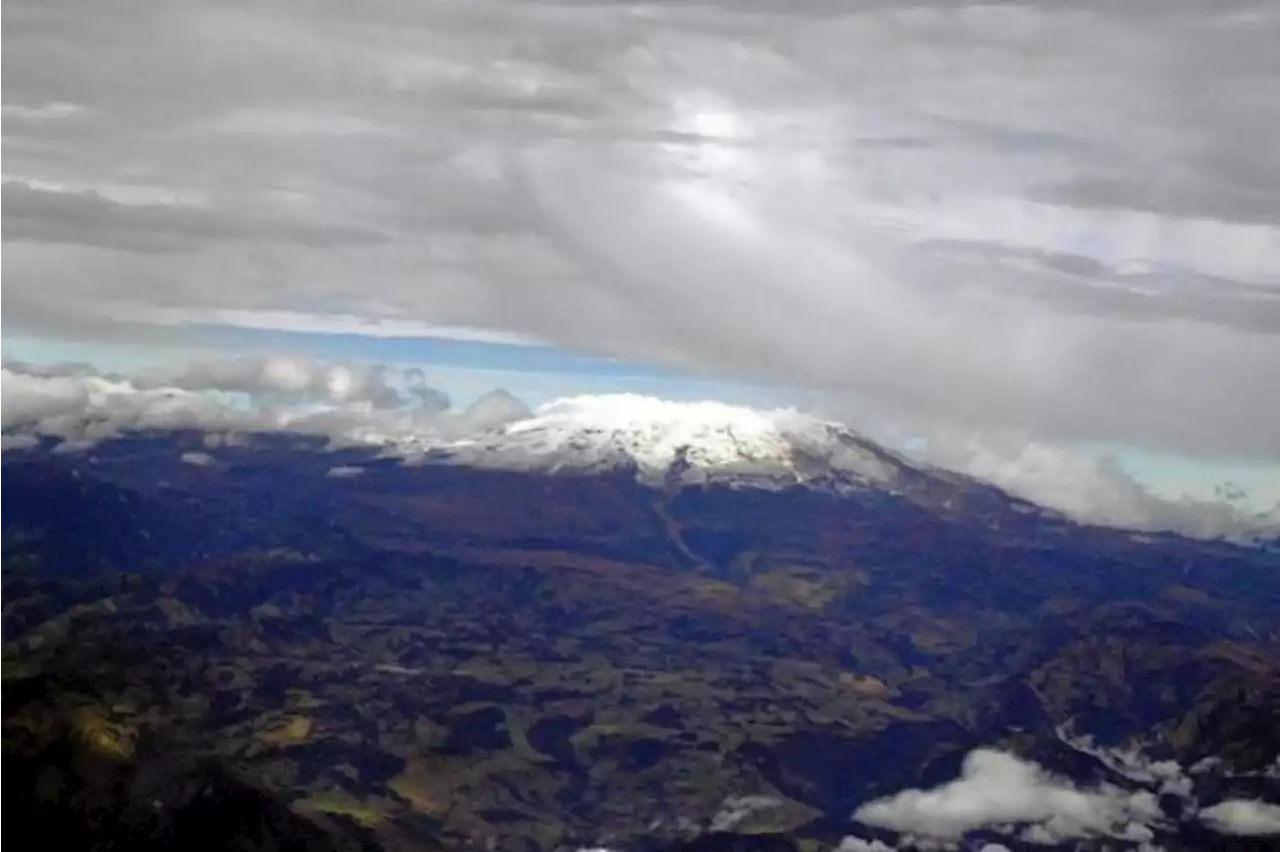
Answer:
[425, 394, 905, 490]
[416, 396, 1280, 545]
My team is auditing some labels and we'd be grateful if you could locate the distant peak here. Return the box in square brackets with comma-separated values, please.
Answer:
[459, 388, 533, 432]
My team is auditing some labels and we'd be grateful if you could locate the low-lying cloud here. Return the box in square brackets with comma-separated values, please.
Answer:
[849, 731, 1280, 849]
[131, 356, 404, 409]
[911, 433, 1280, 543]
[3, 0, 1278, 459]
[1198, 799, 1280, 836]
[0, 357, 530, 448]
[852, 748, 1166, 846]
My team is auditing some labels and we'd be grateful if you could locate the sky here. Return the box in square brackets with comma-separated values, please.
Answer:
[3, 0, 1279, 526]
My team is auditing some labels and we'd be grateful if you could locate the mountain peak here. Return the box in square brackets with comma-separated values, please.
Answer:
[433, 393, 903, 488]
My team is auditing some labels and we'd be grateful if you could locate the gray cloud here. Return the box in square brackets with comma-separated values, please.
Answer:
[0, 357, 503, 447]
[131, 356, 405, 408]
[2, 180, 385, 254]
[404, 367, 453, 413]
[3, 0, 1279, 456]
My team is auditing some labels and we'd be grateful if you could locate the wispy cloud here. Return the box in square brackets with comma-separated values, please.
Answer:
[89, 307, 548, 347]
[3, 102, 87, 122]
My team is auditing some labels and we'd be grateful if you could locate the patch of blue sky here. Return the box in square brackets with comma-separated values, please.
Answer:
[0, 328, 788, 411]
[9, 329, 1273, 511]
[1100, 444, 1280, 509]
[1, 334, 187, 374]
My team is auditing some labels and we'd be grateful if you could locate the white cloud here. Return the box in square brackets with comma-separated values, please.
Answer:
[907, 433, 1280, 540]
[1188, 757, 1222, 775]
[835, 838, 898, 852]
[325, 465, 366, 478]
[202, 431, 255, 450]
[3, 0, 1278, 458]
[1, 434, 41, 451]
[709, 795, 784, 833]
[131, 356, 404, 409]
[0, 359, 500, 450]
[179, 451, 216, 466]
[853, 739, 1280, 850]
[1199, 800, 1280, 836]
[1054, 726, 1196, 800]
[2, 370, 92, 428]
[853, 749, 1170, 845]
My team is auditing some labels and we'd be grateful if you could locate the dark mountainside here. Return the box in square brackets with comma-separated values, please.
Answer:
[3, 431, 1278, 852]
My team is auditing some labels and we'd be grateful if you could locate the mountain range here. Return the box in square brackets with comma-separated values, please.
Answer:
[2, 406, 1278, 852]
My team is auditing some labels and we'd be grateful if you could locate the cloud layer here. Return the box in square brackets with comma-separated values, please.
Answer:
[4, 0, 1279, 457]
[2, 357, 1277, 542]
[0, 357, 530, 449]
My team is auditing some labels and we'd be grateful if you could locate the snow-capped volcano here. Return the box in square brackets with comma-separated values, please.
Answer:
[430, 394, 908, 490]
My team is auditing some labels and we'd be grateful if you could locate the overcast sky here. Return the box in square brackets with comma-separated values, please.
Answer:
[4, 0, 1279, 459]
